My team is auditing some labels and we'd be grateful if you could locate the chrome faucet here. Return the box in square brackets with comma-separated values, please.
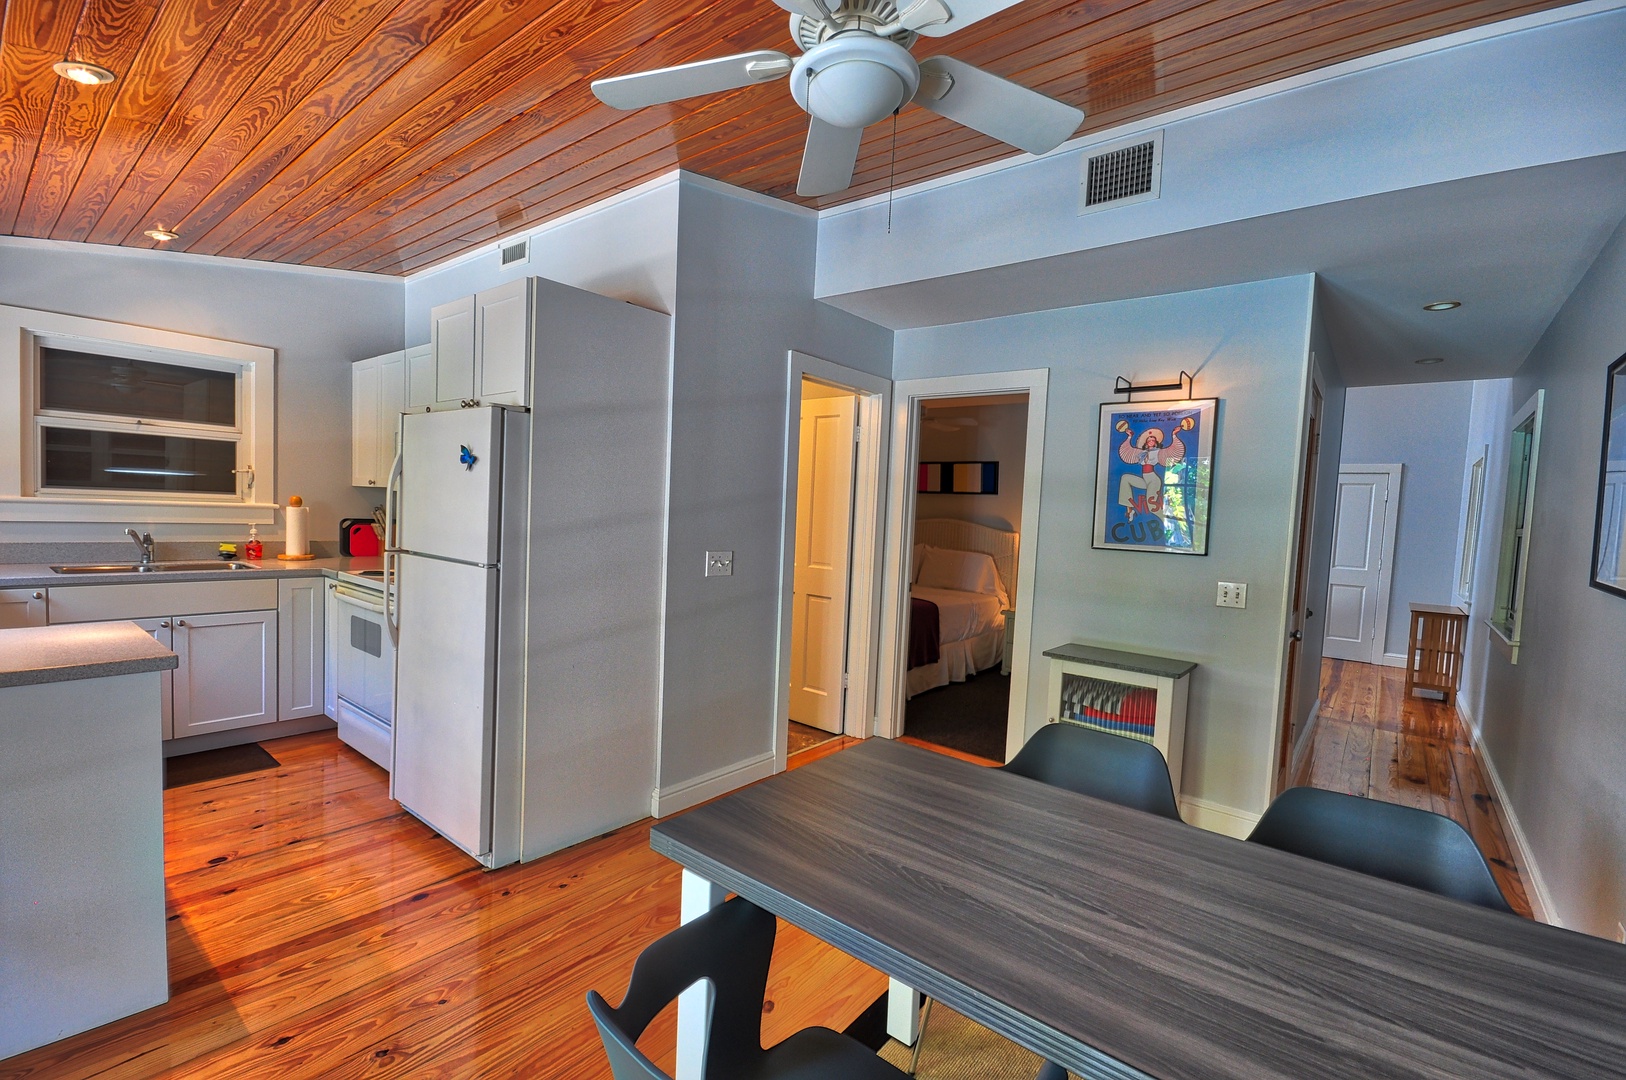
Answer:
[125, 528, 155, 566]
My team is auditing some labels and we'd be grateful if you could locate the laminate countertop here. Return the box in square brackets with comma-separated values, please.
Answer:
[0, 622, 177, 688]
[0, 556, 384, 590]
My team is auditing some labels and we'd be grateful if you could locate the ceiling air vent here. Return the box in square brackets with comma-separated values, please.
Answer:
[500, 238, 529, 267]
[1079, 131, 1162, 215]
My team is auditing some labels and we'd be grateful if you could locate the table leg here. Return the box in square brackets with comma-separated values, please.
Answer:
[887, 977, 923, 1045]
[677, 869, 728, 1080]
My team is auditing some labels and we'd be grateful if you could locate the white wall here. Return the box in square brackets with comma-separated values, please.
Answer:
[916, 402, 1027, 532]
[1339, 381, 1475, 657]
[895, 275, 1316, 819]
[1475, 215, 1626, 937]
[0, 238, 403, 545]
[655, 177, 893, 802]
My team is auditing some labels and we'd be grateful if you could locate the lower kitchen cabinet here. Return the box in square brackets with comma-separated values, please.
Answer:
[131, 617, 175, 740]
[278, 578, 325, 720]
[172, 610, 278, 738]
[0, 587, 47, 628]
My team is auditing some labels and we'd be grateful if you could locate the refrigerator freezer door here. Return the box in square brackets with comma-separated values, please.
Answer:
[397, 407, 504, 565]
[392, 553, 497, 860]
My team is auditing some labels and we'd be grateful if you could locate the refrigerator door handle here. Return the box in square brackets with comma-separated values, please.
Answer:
[384, 446, 404, 644]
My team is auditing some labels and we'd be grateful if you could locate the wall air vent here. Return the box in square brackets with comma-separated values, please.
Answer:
[1079, 131, 1163, 215]
[500, 238, 529, 267]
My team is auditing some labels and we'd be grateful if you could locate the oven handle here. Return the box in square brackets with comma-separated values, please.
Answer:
[331, 582, 387, 614]
[383, 444, 403, 645]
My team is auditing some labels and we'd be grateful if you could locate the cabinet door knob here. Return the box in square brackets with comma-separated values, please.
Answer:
[159, 621, 170, 628]
[175, 619, 186, 627]
[32, 591, 43, 600]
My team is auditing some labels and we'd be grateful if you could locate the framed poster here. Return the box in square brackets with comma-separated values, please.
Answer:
[1094, 398, 1217, 555]
[1590, 351, 1626, 598]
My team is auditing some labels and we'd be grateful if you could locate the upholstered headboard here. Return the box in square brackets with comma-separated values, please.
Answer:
[914, 518, 1019, 603]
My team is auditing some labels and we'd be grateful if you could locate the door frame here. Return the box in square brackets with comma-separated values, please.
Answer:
[1332, 463, 1403, 666]
[1273, 376, 1324, 795]
[774, 352, 891, 773]
[876, 369, 1049, 763]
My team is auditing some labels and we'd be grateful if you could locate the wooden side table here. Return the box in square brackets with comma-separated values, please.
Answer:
[1405, 604, 1468, 705]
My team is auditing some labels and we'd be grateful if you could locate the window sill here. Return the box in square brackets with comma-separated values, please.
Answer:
[1487, 618, 1521, 665]
[0, 496, 278, 526]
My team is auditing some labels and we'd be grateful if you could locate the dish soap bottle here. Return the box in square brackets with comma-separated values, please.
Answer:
[244, 524, 263, 561]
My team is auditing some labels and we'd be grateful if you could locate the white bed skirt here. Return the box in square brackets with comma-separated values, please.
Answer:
[906, 625, 1005, 699]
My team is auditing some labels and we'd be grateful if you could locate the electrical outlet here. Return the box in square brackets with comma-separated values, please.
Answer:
[705, 550, 734, 578]
[1216, 581, 1248, 608]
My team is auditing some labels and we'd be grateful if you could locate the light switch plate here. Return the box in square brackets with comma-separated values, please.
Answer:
[1216, 581, 1248, 608]
[705, 550, 734, 577]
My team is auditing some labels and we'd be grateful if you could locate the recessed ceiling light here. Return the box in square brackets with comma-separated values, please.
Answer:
[1422, 301, 1461, 312]
[144, 225, 179, 242]
[1415, 357, 1445, 365]
[52, 60, 116, 85]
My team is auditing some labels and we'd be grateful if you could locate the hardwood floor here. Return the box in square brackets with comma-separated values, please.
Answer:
[1294, 658, 1535, 919]
[1, 732, 885, 1079]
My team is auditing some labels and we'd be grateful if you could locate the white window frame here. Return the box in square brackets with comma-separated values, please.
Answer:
[0, 305, 276, 526]
[1489, 389, 1544, 661]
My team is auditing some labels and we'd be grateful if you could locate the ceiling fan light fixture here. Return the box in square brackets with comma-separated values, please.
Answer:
[144, 225, 179, 242]
[53, 60, 117, 85]
[791, 36, 919, 130]
[1422, 300, 1461, 311]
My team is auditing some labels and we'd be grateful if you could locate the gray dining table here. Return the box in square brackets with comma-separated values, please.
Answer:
[651, 737, 1626, 1080]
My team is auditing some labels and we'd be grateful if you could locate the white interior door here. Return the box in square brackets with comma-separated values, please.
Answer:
[789, 392, 858, 733]
[1323, 468, 1396, 663]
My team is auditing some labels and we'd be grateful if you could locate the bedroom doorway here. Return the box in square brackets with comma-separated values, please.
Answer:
[902, 396, 1029, 762]
[877, 369, 1049, 764]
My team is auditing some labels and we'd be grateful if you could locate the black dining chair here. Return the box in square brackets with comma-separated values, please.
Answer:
[1246, 786, 1513, 913]
[911, 721, 1182, 1077]
[587, 895, 910, 1080]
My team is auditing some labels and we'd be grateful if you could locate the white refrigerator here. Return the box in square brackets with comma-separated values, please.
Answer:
[386, 405, 529, 868]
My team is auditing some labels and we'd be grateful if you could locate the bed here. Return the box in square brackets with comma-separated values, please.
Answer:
[906, 519, 1019, 699]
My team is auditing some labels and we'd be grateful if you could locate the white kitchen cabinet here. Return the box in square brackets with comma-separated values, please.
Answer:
[431, 294, 477, 403]
[132, 617, 175, 740]
[425, 279, 533, 409]
[352, 349, 407, 487]
[0, 587, 47, 628]
[172, 610, 278, 738]
[404, 343, 434, 410]
[278, 577, 325, 721]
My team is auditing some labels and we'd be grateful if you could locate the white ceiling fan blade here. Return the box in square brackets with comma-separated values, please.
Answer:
[591, 50, 793, 110]
[895, 0, 1026, 37]
[913, 56, 1083, 155]
[772, 0, 841, 28]
[797, 117, 864, 197]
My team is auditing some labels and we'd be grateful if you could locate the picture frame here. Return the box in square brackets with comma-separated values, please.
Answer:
[1589, 351, 1626, 598]
[1094, 397, 1217, 555]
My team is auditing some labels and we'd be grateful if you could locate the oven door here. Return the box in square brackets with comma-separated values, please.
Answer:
[333, 583, 393, 724]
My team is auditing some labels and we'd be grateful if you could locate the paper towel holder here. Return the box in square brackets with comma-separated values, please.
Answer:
[277, 495, 317, 561]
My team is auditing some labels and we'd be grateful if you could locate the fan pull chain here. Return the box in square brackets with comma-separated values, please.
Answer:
[887, 108, 899, 234]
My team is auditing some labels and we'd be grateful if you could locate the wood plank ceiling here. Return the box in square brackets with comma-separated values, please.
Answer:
[0, 0, 1576, 275]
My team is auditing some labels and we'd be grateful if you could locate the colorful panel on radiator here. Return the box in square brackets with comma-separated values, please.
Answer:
[1058, 674, 1157, 743]
[917, 460, 999, 494]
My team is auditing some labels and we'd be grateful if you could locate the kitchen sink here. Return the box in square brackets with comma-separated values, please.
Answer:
[51, 561, 258, 574]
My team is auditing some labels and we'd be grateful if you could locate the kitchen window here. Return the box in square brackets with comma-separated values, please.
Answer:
[0, 305, 276, 526]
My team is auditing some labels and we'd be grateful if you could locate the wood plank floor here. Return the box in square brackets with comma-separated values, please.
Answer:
[1293, 658, 1535, 919]
[1, 732, 886, 1079]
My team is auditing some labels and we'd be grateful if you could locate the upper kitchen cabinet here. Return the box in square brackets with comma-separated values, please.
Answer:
[425, 278, 532, 409]
[351, 350, 406, 487]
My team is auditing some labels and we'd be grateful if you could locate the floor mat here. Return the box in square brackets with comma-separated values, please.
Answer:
[876, 1002, 1082, 1079]
[788, 720, 842, 757]
[904, 668, 1010, 762]
[164, 743, 280, 789]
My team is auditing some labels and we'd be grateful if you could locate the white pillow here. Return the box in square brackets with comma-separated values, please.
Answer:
[917, 546, 1006, 605]
[911, 543, 931, 583]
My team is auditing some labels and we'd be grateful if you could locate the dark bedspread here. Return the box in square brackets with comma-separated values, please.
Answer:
[909, 596, 941, 670]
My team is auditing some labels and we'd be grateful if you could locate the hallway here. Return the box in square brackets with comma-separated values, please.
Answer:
[1294, 658, 1534, 918]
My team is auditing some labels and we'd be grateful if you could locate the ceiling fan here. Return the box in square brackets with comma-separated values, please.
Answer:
[590, 0, 1085, 197]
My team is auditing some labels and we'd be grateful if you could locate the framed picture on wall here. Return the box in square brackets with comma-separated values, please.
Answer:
[1589, 351, 1626, 598]
[1093, 398, 1218, 555]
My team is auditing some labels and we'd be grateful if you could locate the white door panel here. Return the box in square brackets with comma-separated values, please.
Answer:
[1323, 469, 1395, 664]
[431, 295, 476, 403]
[398, 407, 504, 564]
[172, 610, 277, 737]
[392, 554, 496, 860]
[790, 393, 858, 733]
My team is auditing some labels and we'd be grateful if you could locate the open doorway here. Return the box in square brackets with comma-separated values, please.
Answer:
[776, 353, 891, 774]
[900, 395, 1028, 762]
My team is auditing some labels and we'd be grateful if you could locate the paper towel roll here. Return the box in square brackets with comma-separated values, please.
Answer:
[285, 498, 309, 557]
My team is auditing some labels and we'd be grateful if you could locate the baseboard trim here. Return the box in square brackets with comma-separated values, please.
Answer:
[1379, 651, 1408, 668]
[652, 751, 776, 818]
[162, 713, 335, 758]
[1457, 701, 1559, 926]
[1179, 796, 1261, 839]
[1288, 702, 1321, 785]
